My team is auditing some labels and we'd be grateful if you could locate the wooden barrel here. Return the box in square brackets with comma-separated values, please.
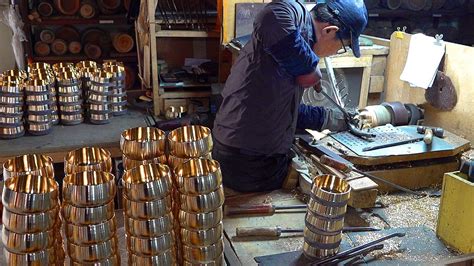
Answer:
[112, 33, 134, 53]
[51, 39, 68, 55]
[84, 43, 102, 59]
[68, 41, 82, 54]
[97, 0, 122, 14]
[54, 0, 80, 15]
[39, 29, 55, 44]
[56, 26, 80, 42]
[380, 0, 402, 9]
[79, 0, 97, 19]
[37, 0, 54, 17]
[34, 41, 51, 56]
[443, 0, 466, 9]
[364, 0, 380, 9]
[401, 0, 427, 11]
[431, 0, 447, 9]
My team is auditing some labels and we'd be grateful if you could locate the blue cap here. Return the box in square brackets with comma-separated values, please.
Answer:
[323, 0, 369, 57]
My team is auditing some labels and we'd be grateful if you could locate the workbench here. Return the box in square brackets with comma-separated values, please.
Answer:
[0, 109, 146, 165]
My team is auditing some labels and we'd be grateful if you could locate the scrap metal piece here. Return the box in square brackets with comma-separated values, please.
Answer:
[425, 71, 457, 111]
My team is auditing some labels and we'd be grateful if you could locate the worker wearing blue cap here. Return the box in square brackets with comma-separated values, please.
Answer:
[213, 0, 368, 192]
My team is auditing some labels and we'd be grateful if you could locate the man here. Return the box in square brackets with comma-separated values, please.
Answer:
[213, 0, 368, 192]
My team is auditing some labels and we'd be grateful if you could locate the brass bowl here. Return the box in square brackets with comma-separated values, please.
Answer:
[58, 94, 81, 104]
[88, 92, 109, 103]
[27, 114, 51, 123]
[64, 147, 112, 174]
[76, 60, 97, 69]
[0, 105, 23, 116]
[183, 254, 224, 266]
[25, 79, 52, 93]
[175, 158, 222, 195]
[90, 113, 111, 124]
[52, 62, 74, 71]
[0, 125, 24, 139]
[180, 186, 225, 213]
[61, 199, 114, 225]
[127, 232, 174, 256]
[2, 227, 55, 253]
[112, 104, 127, 115]
[27, 122, 52, 135]
[182, 238, 224, 263]
[125, 214, 174, 238]
[0, 116, 23, 124]
[71, 254, 120, 266]
[60, 104, 82, 113]
[25, 94, 51, 104]
[2, 206, 59, 233]
[89, 84, 112, 94]
[181, 222, 223, 247]
[104, 65, 125, 77]
[120, 127, 166, 160]
[303, 239, 339, 258]
[67, 236, 118, 263]
[63, 171, 116, 207]
[4, 245, 56, 265]
[2, 174, 58, 213]
[60, 113, 83, 125]
[89, 103, 110, 112]
[308, 197, 347, 219]
[305, 212, 344, 234]
[128, 248, 176, 265]
[27, 104, 51, 113]
[110, 95, 127, 103]
[311, 175, 351, 204]
[122, 154, 167, 171]
[57, 85, 81, 94]
[123, 194, 172, 219]
[0, 83, 22, 94]
[167, 153, 212, 171]
[0, 95, 23, 106]
[122, 163, 172, 202]
[168, 125, 213, 157]
[179, 207, 223, 230]
[91, 71, 113, 84]
[304, 227, 342, 249]
[3, 69, 26, 79]
[66, 215, 117, 245]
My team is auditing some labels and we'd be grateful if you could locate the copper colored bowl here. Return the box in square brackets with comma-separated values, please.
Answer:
[0, 95, 23, 105]
[175, 158, 222, 195]
[0, 105, 23, 115]
[25, 94, 52, 103]
[0, 125, 25, 139]
[181, 222, 223, 247]
[303, 239, 339, 259]
[67, 236, 118, 263]
[2, 206, 59, 234]
[71, 254, 120, 266]
[127, 232, 174, 256]
[64, 147, 112, 174]
[179, 207, 223, 230]
[27, 114, 51, 123]
[2, 227, 55, 253]
[311, 174, 351, 204]
[123, 194, 172, 220]
[182, 238, 224, 263]
[122, 154, 168, 171]
[63, 171, 116, 207]
[76, 60, 97, 69]
[180, 186, 225, 213]
[4, 245, 56, 265]
[60, 104, 82, 113]
[167, 153, 212, 171]
[120, 127, 166, 160]
[66, 215, 117, 245]
[88, 92, 109, 102]
[121, 163, 173, 202]
[61, 199, 114, 225]
[128, 248, 176, 265]
[57, 85, 81, 94]
[168, 125, 213, 158]
[125, 213, 174, 238]
[3, 153, 54, 180]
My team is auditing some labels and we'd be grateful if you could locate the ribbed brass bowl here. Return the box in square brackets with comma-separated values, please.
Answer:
[71, 254, 120, 266]
[27, 114, 51, 123]
[312, 175, 351, 204]
[167, 153, 212, 171]
[89, 84, 112, 94]
[90, 113, 111, 124]
[303, 239, 339, 258]
[104, 65, 125, 77]
[304, 227, 342, 248]
[52, 62, 74, 71]
[66, 215, 117, 245]
[27, 104, 51, 113]
[89, 103, 110, 112]
[182, 238, 224, 263]
[2, 175, 58, 213]
[122, 154, 168, 171]
[0, 116, 22, 125]
[0, 95, 23, 106]
[128, 248, 176, 265]
[63, 171, 116, 207]
[305, 212, 344, 234]
[127, 232, 174, 256]
[125, 213, 174, 238]
[27, 122, 52, 135]
[57, 85, 81, 94]
[67, 236, 118, 263]
[0, 82, 22, 94]
[181, 222, 223, 247]
[58, 94, 81, 103]
[2, 227, 55, 253]
[2, 206, 59, 233]
[123, 194, 172, 219]
[25, 94, 51, 104]
[180, 186, 225, 213]
[76, 60, 97, 70]
[60, 113, 83, 125]
[120, 127, 166, 160]
[60, 104, 82, 113]
[168, 125, 213, 158]
[61, 199, 114, 225]
[88, 92, 109, 103]
[64, 147, 112, 174]
[4, 245, 56, 265]
[0, 125, 24, 139]
[179, 207, 223, 230]
[121, 163, 172, 201]
[0, 105, 23, 116]
[91, 70, 113, 83]
[175, 158, 222, 195]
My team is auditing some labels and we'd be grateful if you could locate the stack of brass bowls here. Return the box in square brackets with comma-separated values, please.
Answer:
[64, 146, 113, 174]
[303, 174, 351, 258]
[122, 163, 176, 265]
[103, 62, 127, 116]
[87, 70, 113, 124]
[54, 64, 84, 126]
[1, 174, 64, 265]
[174, 158, 225, 265]
[120, 127, 168, 171]
[0, 71, 25, 139]
[76, 61, 98, 107]
[25, 66, 56, 135]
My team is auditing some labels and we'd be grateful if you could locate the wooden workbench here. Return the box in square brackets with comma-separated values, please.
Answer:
[0, 109, 146, 164]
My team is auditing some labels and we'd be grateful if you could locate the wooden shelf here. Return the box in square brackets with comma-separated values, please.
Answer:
[368, 8, 468, 18]
[32, 52, 137, 63]
[29, 15, 130, 25]
[155, 30, 220, 38]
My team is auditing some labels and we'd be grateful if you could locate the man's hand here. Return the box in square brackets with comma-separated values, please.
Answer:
[321, 107, 349, 132]
[296, 66, 322, 89]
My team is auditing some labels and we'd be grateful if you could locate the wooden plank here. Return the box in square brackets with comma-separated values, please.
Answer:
[369, 75, 385, 93]
[318, 55, 372, 69]
[348, 177, 378, 191]
[371, 56, 387, 76]
[348, 188, 378, 209]
[223, 232, 243, 266]
[359, 59, 373, 108]
[155, 30, 220, 38]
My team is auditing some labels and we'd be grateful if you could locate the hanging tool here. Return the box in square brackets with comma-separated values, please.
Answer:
[224, 203, 306, 216]
[157, 0, 171, 29]
[311, 232, 406, 265]
[235, 226, 381, 237]
[320, 155, 426, 197]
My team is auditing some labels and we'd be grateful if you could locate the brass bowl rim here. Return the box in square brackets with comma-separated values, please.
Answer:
[4, 174, 58, 194]
[63, 170, 115, 187]
[175, 158, 220, 179]
[121, 126, 166, 143]
[122, 163, 171, 185]
[168, 125, 211, 144]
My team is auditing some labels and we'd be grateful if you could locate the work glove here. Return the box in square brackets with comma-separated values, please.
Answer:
[321, 107, 349, 132]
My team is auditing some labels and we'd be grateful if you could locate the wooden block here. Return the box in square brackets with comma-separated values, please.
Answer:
[348, 188, 378, 209]
[370, 56, 387, 76]
[348, 177, 378, 191]
[369, 75, 385, 93]
[282, 165, 299, 190]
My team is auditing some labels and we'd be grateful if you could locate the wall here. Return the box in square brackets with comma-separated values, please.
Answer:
[0, 4, 18, 72]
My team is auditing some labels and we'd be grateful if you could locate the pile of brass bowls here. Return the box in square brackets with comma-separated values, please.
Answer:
[103, 62, 127, 116]
[54, 64, 84, 126]
[174, 158, 225, 265]
[76, 61, 98, 109]
[120, 127, 167, 171]
[303, 174, 351, 258]
[64, 147, 113, 175]
[87, 70, 113, 124]
[0, 71, 25, 139]
[1, 174, 64, 265]
[121, 163, 176, 264]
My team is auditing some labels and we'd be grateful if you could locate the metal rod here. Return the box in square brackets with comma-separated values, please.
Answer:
[274, 204, 307, 210]
[328, 244, 384, 264]
[353, 168, 426, 196]
[362, 137, 424, 152]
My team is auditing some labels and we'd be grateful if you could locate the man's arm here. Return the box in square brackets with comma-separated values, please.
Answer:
[297, 104, 349, 132]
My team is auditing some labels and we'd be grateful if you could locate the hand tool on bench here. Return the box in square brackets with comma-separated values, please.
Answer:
[320, 155, 426, 197]
[235, 226, 381, 237]
[224, 203, 307, 216]
[327, 243, 385, 265]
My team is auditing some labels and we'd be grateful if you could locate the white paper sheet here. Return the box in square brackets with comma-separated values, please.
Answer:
[400, 34, 446, 89]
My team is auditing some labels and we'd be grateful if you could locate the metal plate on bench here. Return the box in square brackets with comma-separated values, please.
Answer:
[330, 125, 455, 157]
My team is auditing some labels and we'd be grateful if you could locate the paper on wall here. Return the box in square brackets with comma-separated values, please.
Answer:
[400, 33, 446, 89]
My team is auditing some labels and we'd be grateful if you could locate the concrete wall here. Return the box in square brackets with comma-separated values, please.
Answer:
[0, 4, 18, 72]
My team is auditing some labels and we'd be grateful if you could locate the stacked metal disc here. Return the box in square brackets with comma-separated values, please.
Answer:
[103, 61, 127, 116]
[25, 64, 56, 135]
[303, 174, 351, 258]
[1, 154, 64, 265]
[76, 61, 98, 105]
[168, 125, 225, 265]
[120, 127, 167, 171]
[0, 71, 25, 139]
[53, 63, 84, 126]
[62, 147, 119, 265]
[87, 70, 114, 124]
[121, 163, 177, 265]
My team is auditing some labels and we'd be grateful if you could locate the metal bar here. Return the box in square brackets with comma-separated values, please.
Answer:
[323, 57, 344, 108]
[274, 204, 307, 210]
[362, 137, 424, 152]
[329, 244, 384, 264]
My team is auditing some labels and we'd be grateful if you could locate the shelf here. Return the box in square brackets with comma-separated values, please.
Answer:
[32, 52, 137, 63]
[155, 30, 220, 38]
[367, 8, 468, 18]
[28, 15, 130, 25]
